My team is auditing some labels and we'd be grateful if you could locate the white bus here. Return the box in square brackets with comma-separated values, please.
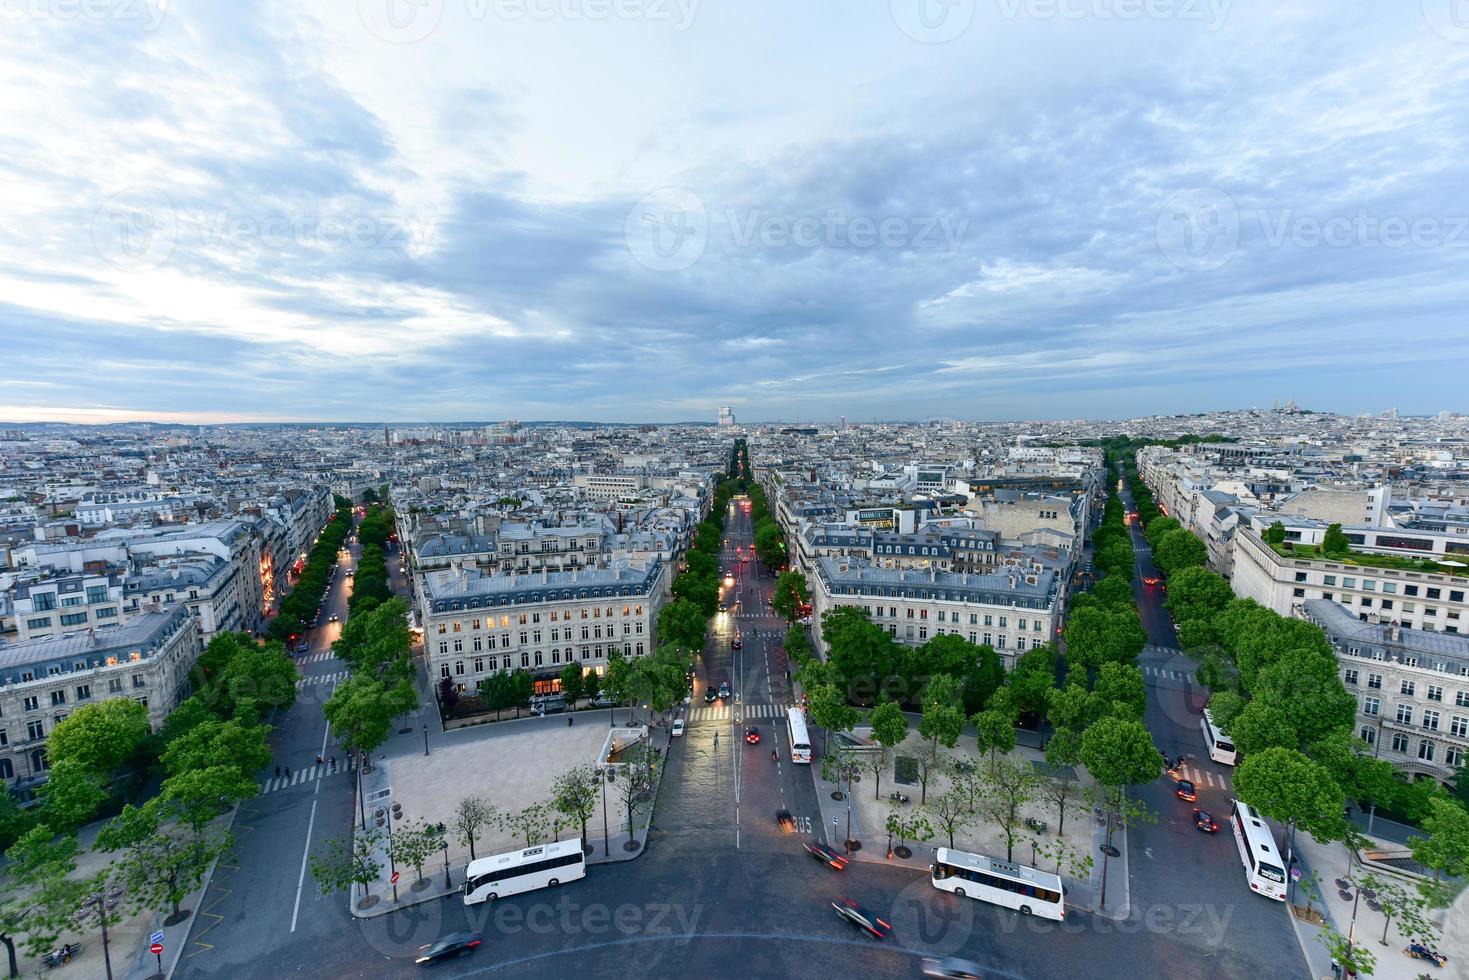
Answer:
[786, 707, 812, 764]
[462, 840, 586, 905]
[1200, 708, 1238, 765]
[930, 848, 1066, 920]
[1229, 799, 1287, 902]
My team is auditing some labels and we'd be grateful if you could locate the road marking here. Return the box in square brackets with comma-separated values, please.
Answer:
[290, 798, 317, 933]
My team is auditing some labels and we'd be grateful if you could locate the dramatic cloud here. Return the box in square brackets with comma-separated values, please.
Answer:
[1, 0, 1466, 422]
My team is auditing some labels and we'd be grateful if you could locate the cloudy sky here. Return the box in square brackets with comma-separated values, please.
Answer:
[2, 0, 1467, 424]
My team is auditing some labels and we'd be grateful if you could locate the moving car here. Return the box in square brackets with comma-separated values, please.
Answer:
[718, 681, 731, 700]
[328, 613, 340, 623]
[744, 726, 760, 744]
[1143, 576, 1160, 585]
[415, 932, 481, 965]
[776, 809, 797, 832]
[704, 686, 718, 703]
[1175, 779, 1197, 802]
[718, 601, 727, 612]
[1192, 808, 1219, 833]
[741, 555, 750, 563]
[921, 957, 984, 979]
[803, 841, 848, 870]
[671, 719, 684, 737]
[731, 635, 743, 649]
[831, 898, 891, 940]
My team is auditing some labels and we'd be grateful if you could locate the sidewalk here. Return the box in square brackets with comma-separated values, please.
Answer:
[1285, 828, 1463, 980]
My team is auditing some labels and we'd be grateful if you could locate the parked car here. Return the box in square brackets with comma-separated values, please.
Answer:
[590, 695, 616, 708]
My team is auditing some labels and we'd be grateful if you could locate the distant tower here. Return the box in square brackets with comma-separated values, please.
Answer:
[719, 405, 735, 428]
[383, 425, 390, 447]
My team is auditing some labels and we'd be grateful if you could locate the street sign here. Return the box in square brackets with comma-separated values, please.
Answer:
[150, 930, 164, 944]
[1289, 867, 1302, 881]
[149, 943, 164, 956]
[390, 870, 400, 885]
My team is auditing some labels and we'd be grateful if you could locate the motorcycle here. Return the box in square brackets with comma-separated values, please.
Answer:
[42, 943, 82, 968]
[1404, 944, 1448, 968]
[888, 791, 911, 805]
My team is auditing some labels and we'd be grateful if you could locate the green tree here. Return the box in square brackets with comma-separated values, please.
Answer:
[0, 826, 84, 979]
[389, 821, 439, 888]
[1007, 646, 1058, 719]
[925, 781, 975, 850]
[770, 570, 810, 622]
[452, 796, 496, 862]
[37, 759, 108, 833]
[1144, 516, 1182, 549]
[1233, 747, 1346, 893]
[161, 765, 257, 861]
[310, 829, 384, 906]
[1092, 662, 1146, 722]
[1226, 700, 1297, 756]
[979, 756, 1040, 862]
[1264, 521, 1287, 545]
[1360, 872, 1437, 946]
[868, 702, 909, 801]
[972, 701, 1017, 774]
[1155, 528, 1208, 575]
[503, 802, 550, 848]
[1321, 522, 1350, 557]
[96, 799, 222, 923]
[1164, 566, 1235, 624]
[916, 697, 962, 805]
[657, 599, 707, 652]
[552, 765, 601, 850]
[44, 698, 150, 776]
[559, 663, 586, 705]
[162, 718, 272, 779]
[1078, 717, 1160, 804]
[323, 675, 416, 769]
[1410, 797, 1469, 904]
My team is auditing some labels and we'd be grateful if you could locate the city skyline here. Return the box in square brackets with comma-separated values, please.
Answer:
[4, 4, 1469, 423]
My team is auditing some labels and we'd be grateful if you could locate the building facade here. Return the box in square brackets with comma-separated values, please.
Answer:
[12, 572, 126, 642]
[0, 604, 201, 799]
[421, 559, 667, 695]
[1304, 599, 1467, 786]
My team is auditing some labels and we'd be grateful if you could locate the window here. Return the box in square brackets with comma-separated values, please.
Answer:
[60, 612, 88, 626]
[50, 691, 65, 707]
[1295, 572, 1308, 583]
[1423, 710, 1440, 731]
[1381, 600, 1393, 610]
[22, 696, 38, 712]
[1343, 669, 1358, 686]
[1391, 732, 1410, 753]
[1449, 746, 1464, 769]
[1342, 577, 1356, 589]
[1457, 691, 1469, 708]
[1360, 598, 1373, 608]
[1324, 575, 1337, 586]
[1418, 740, 1435, 762]
[1396, 704, 1413, 725]
[1368, 673, 1382, 689]
[86, 585, 109, 604]
[1405, 585, 1420, 597]
[31, 593, 56, 611]
[1401, 680, 1415, 697]
[1427, 587, 1442, 599]
[1427, 685, 1443, 702]
[26, 720, 44, 741]
[1451, 716, 1467, 738]
[108, 678, 122, 693]
[1363, 580, 1376, 592]
[1293, 588, 1305, 598]
[440, 664, 450, 679]
[1359, 726, 1376, 745]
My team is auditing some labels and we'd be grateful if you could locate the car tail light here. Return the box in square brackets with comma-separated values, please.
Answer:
[467, 940, 481, 948]
[877, 919, 890, 929]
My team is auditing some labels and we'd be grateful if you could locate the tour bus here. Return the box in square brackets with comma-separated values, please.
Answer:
[1229, 799, 1287, 901]
[462, 840, 586, 905]
[785, 707, 812, 764]
[930, 848, 1066, 920]
[1201, 708, 1238, 765]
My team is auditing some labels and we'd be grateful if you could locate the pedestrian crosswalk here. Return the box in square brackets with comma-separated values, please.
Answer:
[296, 671, 348, 688]
[1175, 764, 1233, 793]
[1143, 666, 1191, 681]
[298, 651, 337, 664]
[258, 764, 346, 795]
[682, 702, 788, 722]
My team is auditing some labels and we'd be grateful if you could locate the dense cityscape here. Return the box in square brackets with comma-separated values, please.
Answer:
[3, 2, 1468, 979]
[0, 407, 1464, 979]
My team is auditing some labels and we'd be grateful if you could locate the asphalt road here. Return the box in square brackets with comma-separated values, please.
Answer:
[174, 493, 1313, 980]
[1118, 482, 1310, 980]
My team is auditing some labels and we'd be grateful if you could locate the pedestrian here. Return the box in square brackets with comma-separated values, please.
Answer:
[315, 753, 323, 766]
[275, 765, 281, 779]
[567, 715, 574, 727]
[329, 755, 336, 771]
[285, 766, 291, 779]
